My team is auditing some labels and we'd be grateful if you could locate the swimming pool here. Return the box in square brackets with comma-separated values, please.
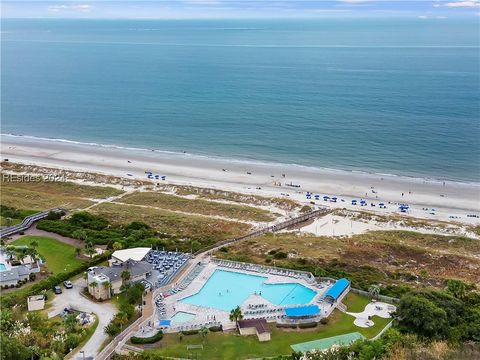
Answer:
[181, 270, 316, 312]
[0, 264, 6, 271]
[171, 311, 196, 323]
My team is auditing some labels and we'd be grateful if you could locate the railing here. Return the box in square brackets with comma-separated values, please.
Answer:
[195, 208, 331, 256]
[0, 208, 65, 238]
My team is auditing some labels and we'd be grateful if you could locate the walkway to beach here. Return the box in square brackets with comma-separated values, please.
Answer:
[96, 208, 331, 359]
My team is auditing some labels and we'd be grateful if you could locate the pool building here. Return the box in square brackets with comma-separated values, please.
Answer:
[153, 258, 352, 335]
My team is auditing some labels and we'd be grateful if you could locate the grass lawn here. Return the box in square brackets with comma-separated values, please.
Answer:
[11, 235, 85, 274]
[144, 310, 391, 360]
[342, 292, 372, 313]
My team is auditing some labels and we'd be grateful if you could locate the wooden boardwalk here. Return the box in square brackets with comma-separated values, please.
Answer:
[96, 207, 331, 359]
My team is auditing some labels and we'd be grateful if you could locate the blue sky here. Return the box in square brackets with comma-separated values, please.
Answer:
[2, 1, 479, 19]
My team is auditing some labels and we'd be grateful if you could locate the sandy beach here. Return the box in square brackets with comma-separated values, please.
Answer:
[1, 134, 479, 226]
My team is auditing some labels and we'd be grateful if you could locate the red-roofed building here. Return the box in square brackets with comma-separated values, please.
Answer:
[238, 319, 271, 342]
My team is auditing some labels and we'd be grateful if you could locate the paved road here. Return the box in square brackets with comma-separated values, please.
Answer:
[48, 277, 116, 359]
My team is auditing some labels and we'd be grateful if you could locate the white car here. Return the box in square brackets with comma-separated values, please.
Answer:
[63, 280, 73, 289]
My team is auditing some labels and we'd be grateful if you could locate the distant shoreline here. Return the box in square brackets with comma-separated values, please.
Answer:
[1, 134, 479, 225]
[2, 133, 478, 186]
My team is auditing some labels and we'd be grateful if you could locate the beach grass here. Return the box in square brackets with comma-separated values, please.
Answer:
[215, 230, 480, 289]
[171, 184, 300, 211]
[0, 177, 124, 210]
[141, 309, 389, 360]
[118, 191, 275, 222]
[91, 202, 252, 246]
[11, 235, 85, 275]
[1, 186, 95, 211]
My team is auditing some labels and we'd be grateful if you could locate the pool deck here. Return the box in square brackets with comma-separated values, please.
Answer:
[156, 261, 331, 332]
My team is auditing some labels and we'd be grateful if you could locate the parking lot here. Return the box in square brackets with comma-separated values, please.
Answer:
[48, 277, 117, 359]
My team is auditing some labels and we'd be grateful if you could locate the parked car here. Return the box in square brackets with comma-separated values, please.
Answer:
[53, 286, 62, 294]
[63, 281, 73, 289]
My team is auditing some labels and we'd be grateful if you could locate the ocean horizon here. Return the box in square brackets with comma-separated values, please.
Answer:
[2, 19, 479, 182]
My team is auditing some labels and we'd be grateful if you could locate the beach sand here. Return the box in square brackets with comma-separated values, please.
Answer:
[1, 134, 479, 226]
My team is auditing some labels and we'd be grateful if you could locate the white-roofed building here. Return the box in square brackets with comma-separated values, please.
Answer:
[109, 247, 151, 266]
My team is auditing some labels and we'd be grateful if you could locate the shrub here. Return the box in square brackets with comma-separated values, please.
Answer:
[320, 317, 329, 325]
[208, 325, 223, 332]
[299, 322, 317, 329]
[130, 330, 163, 344]
[273, 251, 287, 259]
[276, 323, 297, 329]
[181, 329, 199, 335]
[29, 273, 36, 281]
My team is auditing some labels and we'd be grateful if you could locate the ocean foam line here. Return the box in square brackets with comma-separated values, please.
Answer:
[1, 133, 479, 187]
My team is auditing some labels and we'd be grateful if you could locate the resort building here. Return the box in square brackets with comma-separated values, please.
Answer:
[238, 318, 271, 342]
[87, 259, 153, 300]
[0, 248, 41, 287]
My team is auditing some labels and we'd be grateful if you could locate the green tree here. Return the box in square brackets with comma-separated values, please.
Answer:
[199, 326, 208, 343]
[229, 306, 243, 331]
[112, 242, 123, 251]
[121, 270, 131, 286]
[368, 284, 381, 299]
[447, 279, 467, 299]
[396, 295, 448, 339]
[64, 314, 78, 333]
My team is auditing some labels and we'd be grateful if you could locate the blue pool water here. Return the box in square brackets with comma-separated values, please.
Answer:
[171, 311, 196, 324]
[181, 270, 316, 312]
[0, 264, 6, 271]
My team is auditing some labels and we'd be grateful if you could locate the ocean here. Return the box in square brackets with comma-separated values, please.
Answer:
[1, 19, 479, 182]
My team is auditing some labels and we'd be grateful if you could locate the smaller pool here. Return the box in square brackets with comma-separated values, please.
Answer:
[0, 264, 6, 271]
[171, 311, 196, 324]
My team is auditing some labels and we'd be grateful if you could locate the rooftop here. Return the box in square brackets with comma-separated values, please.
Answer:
[111, 247, 151, 262]
[324, 278, 350, 301]
[238, 318, 270, 334]
[90, 260, 153, 282]
[285, 305, 320, 317]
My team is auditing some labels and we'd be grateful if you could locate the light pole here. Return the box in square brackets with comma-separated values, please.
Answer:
[80, 350, 85, 360]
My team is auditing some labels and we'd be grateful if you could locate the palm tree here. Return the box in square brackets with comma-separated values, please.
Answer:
[199, 326, 208, 343]
[121, 270, 131, 286]
[84, 241, 96, 259]
[29, 240, 38, 251]
[117, 311, 129, 331]
[89, 281, 98, 295]
[102, 281, 112, 298]
[229, 306, 243, 331]
[368, 284, 381, 299]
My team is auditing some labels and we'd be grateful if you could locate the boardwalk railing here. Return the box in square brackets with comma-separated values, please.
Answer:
[0, 208, 65, 238]
[98, 208, 331, 359]
[195, 208, 331, 256]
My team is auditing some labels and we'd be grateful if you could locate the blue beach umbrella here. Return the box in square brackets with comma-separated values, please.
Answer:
[332, 197, 337, 202]
[352, 199, 357, 205]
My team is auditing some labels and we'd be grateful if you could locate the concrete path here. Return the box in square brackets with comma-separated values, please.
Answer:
[48, 277, 116, 359]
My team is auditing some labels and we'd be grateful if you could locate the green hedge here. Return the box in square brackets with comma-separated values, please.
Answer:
[130, 330, 163, 344]
[208, 325, 223, 332]
[298, 322, 317, 329]
[181, 329, 199, 335]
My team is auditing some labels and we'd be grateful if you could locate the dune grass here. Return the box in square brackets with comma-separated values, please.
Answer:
[91, 202, 252, 246]
[0, 178, 123, 210]
[118, 191, 275, 222]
